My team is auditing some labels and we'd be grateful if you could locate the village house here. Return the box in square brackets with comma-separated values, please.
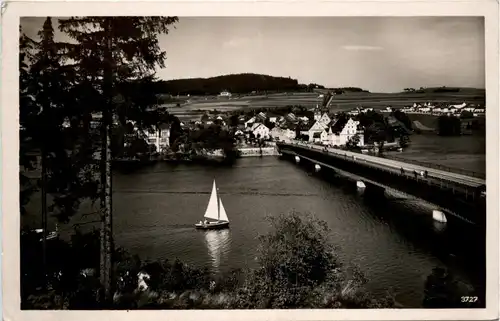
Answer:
[200, 113, 211, 123]
[327, 117, 364, 147]
[270, 126, 296, 142]
[266, 113, 282, 123]
[256, 112, 267, 123]
[285, 113, 297, 123]
[416, 106, 432, 113]
[297, 116, 309, 123]
[447, 107, 458, 115]
[304, 119, 328, 142]
[311, 130, 330, 144]
[450, 102, 467, 109]
[251, 123, 270, 140]
[276, 116, 288, 127]
[302, 110, 333, 143]
[144, 123, 171, 153]
[219, 90, 232, 97]
[238, 115, 247, 124]
[244, 116, 256, 128]
[313, 109, 332, 126]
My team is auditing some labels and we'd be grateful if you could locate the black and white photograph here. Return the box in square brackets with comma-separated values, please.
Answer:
[2, 1, 499, 320]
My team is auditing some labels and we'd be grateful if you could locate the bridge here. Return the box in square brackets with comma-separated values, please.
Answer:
[276, 142, 486, 225]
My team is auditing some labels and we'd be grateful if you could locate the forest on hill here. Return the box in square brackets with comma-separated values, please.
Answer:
[153, 73, 325, 95]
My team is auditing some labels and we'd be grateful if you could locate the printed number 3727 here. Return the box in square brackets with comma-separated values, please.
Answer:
[461, 296, 478, 303]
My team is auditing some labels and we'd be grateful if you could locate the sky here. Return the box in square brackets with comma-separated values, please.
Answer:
[20, 16, 485, 93]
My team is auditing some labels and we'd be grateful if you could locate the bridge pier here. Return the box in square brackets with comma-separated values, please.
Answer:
[356, 181, 386, 199]
[432, 209, 447, 223]
[356, 180, 366, 193]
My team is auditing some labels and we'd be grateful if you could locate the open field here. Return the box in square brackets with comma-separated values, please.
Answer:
[161, 89, 485, 121]
[327, 89, 485, 111]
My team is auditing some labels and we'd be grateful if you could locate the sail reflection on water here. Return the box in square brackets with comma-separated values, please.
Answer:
[204, 229, 231, 272]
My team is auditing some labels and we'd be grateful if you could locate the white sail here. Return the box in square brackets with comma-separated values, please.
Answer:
[203, 180, 219, 221]
[218, 197, 229, 222]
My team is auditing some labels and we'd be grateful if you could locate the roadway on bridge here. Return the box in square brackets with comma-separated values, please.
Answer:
[287, 142, 485, 188]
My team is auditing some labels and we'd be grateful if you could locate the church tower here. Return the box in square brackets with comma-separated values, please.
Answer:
[314, 104, 322, 122]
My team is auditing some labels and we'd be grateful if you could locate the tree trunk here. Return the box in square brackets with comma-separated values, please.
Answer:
[99, 18, 114, 305]
[41, 147, 48, 286]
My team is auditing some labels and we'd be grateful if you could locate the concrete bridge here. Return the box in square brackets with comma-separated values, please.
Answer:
[276, 142, 486, 225]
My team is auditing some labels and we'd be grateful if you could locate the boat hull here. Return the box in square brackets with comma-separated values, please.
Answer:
[195, 221, 229, 230]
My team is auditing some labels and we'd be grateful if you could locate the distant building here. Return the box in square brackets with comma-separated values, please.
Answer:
[266, 113, 281, 123]
[284, 113, 297, 123]
[90, 112, 102, 130]
[238, 115, 247, 124]
[244, 116, 256, 128]
[450, 102, 467, 109]
[297, 116, 309, 123]
[256, 112, 267, 123]
[270, 127, 296, 141]
[200, 113, 211, 123]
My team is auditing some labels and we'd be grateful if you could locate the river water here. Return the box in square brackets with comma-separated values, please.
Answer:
[109, 156, 484, 308]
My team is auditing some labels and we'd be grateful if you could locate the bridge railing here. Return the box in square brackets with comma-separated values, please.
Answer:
[279, 142, 486, 180]
[380, 154, 486, 180]
[280, 147, 484, 205]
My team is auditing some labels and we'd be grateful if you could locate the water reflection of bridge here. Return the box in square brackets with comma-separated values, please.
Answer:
[277, 142, 486, 225]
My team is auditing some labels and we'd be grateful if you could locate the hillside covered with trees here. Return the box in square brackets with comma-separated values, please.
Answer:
[154, 73, 325, 95]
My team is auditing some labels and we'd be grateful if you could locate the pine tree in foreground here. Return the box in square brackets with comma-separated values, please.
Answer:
[57, 16, 178, 304]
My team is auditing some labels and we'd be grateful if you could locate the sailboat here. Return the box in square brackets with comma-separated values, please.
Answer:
[195, 180, 230, 230]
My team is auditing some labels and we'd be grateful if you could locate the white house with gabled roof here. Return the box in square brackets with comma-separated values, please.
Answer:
[327, 117, 364, 147]
[251, 123, 270, 139]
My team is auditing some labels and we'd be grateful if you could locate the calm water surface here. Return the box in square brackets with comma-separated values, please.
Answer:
[111, 156, 484, 308]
